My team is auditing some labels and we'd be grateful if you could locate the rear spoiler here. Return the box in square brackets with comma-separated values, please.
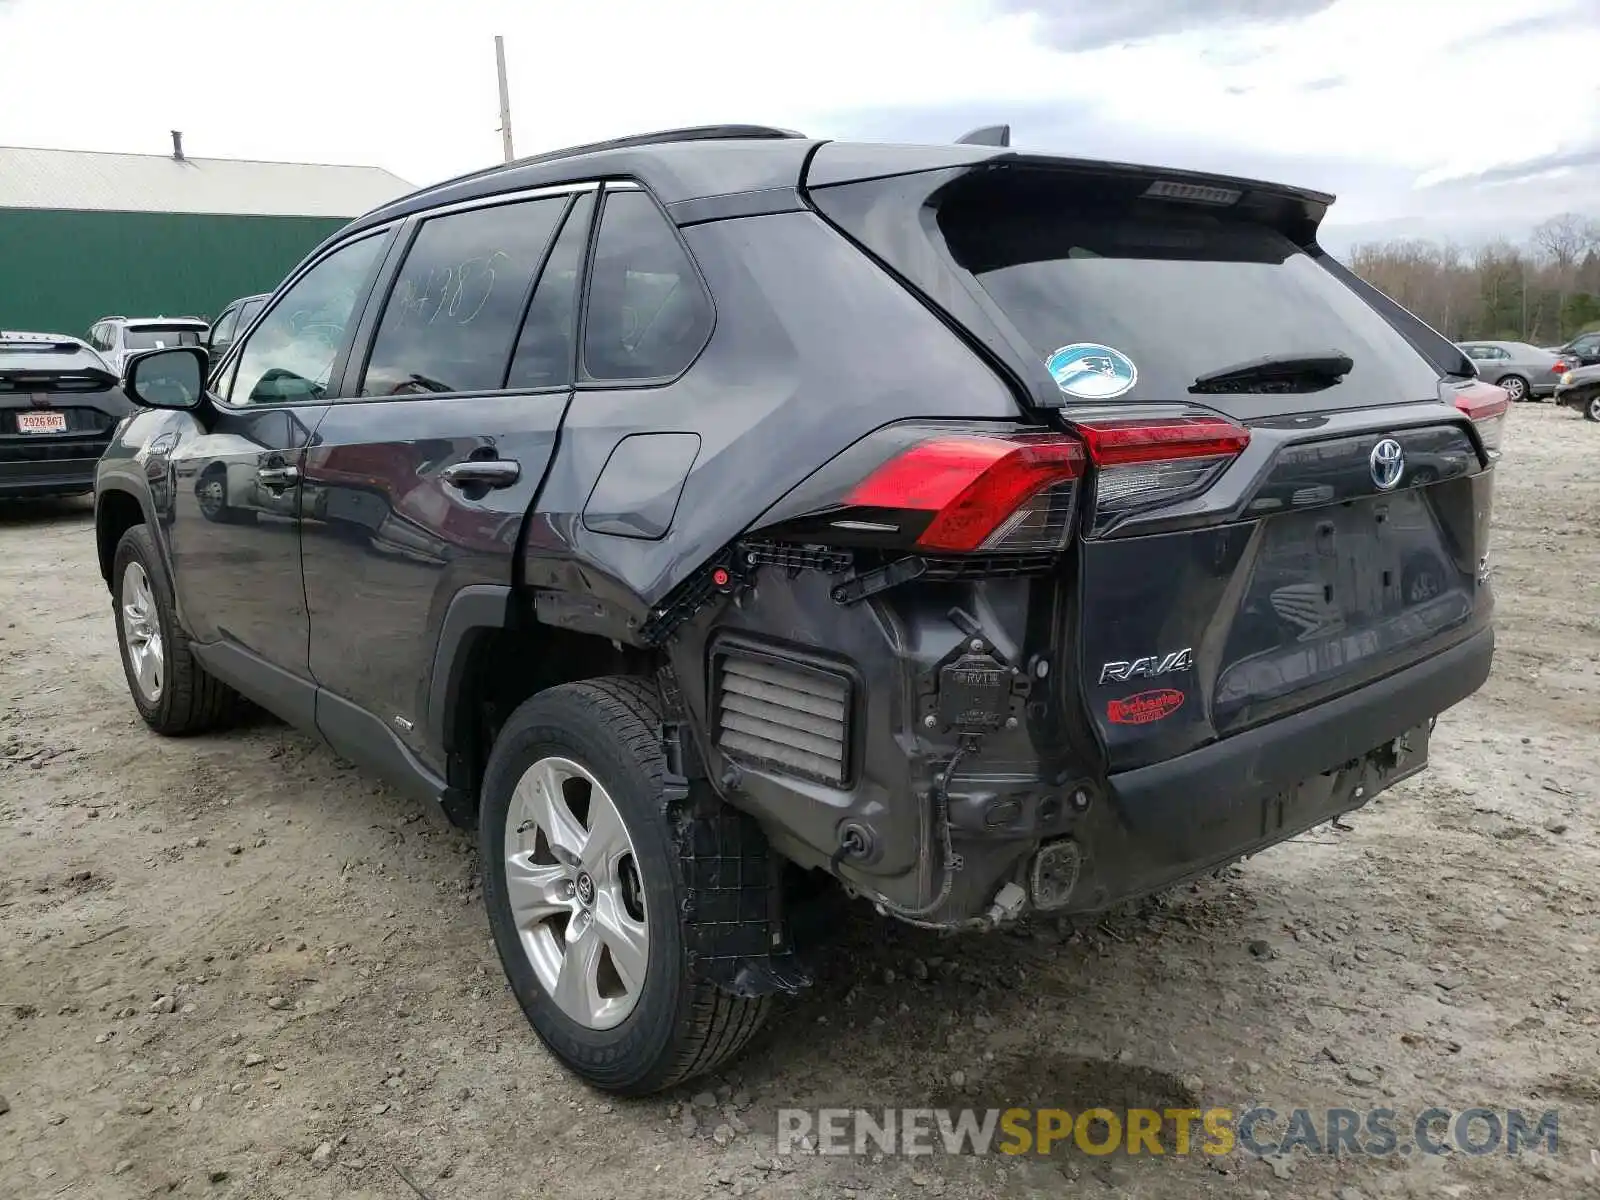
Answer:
[0, 363, 120, 392]
[805, 142, 1336, 218]
[0, 337, 83, 353]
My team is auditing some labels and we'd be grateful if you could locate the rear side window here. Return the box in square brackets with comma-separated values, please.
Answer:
[939, 178, 1443, 402]
[581, 189, 712, 382]
[361, 196, 568, 397]
[211, 306, 240, 346]
[506, 192, 593, 390]
[239, 299, 266, 329]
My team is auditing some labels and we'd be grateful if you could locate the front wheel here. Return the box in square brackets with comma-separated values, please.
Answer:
[1586, 393, 1600, 423]
[112, 525, 241, 734]
[480, 677, 771, 1094]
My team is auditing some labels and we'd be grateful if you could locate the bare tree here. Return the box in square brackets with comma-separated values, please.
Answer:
[1531, 213, 1599, 273]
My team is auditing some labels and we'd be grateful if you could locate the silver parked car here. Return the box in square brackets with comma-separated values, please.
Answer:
[1456, 340, 1568, 401]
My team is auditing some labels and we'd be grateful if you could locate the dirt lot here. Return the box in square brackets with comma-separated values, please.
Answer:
[1, 402, 1597, 1200]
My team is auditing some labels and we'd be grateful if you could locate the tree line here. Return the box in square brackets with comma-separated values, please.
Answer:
[1345, 213, 1600, 346]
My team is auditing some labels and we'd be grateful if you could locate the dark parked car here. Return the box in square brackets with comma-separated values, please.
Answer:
[205, 293, 270, 366]
[1554, 363, 1600, 422]
[2, 331, 130, 498]
[1543, 331, 1600, 368]
[93, 125, 1499, 1094]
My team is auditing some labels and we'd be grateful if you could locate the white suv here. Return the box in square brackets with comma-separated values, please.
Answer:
[86, 316, 209, 376]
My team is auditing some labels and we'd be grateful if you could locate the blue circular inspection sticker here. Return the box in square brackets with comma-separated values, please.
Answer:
[1046, 343, 1138, 400]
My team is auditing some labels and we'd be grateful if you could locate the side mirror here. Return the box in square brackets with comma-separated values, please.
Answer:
[125, 346, 207, 410]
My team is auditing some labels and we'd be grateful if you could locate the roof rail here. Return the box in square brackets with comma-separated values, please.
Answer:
[409, 124, 808, 199]
[94, 314, 127, 323]
[955, 124, 1011, 148]
[516, 124, 804, 167]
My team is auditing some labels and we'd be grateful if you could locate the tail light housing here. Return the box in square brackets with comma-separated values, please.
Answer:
[1553, 360, 1568, 374]
[842, 432, 1085, 553]
[1069, 413, 1250, 533]
[1452, 382, 1508, 455]
[758, 412, 1249, 556]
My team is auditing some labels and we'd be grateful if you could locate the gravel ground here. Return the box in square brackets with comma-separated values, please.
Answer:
[1, 402, 1597, 1200]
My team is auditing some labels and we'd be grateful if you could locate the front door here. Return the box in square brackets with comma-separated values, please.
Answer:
[300, 187, 591, 773]
[164, 231, 392, 721]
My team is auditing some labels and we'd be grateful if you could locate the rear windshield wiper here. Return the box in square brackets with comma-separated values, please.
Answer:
[1190, 350, 1353, 394]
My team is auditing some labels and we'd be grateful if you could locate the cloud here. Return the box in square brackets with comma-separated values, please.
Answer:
[993, 0, 1338, 50]
[1302, 76, 1345, 91]
[1428, 145, 1600, 189]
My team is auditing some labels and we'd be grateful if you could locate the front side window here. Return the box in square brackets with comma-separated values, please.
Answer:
[360, 196, 569, 397]
[227, 236, 385, 406]
[582, 189, 712, 382]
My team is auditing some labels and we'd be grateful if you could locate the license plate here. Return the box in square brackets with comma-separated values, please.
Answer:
[16, 410, 67, 433]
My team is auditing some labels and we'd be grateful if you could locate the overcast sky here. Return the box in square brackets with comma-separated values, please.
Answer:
[1, 0, 1596, 248]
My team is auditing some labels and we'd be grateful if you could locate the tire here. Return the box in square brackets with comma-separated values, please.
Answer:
[480, 677, 771, 1095]
[1499, 374, 1529, 402]
[111, 524, 242, 735]
[1586, 393, 1600, 423]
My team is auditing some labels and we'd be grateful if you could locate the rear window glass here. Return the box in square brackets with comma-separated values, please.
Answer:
[125, 327, 204, 350]
[940, 185, 1442, 402]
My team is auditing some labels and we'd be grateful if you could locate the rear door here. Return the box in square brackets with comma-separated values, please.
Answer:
[814, 160, 1496, 771]
[300, 185, 590, 772]
[162, 231, 393, 719]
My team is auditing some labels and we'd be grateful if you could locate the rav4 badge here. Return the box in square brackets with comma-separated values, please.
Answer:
[1098, 648, 1193, 686]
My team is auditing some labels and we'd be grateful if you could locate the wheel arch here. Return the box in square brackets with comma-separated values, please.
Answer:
[95, 486, 151, 589]
[426, 585, 661, 825]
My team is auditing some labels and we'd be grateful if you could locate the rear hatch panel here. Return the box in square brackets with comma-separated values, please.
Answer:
[802, 150, 1495, 777]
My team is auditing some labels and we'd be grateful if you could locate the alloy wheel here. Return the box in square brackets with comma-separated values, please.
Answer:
[120, 561, 164, 702]
[503, 756, 649, 1030]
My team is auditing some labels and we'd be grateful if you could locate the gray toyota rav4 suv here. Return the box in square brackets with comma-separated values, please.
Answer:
[94, 125, 1500, 1094]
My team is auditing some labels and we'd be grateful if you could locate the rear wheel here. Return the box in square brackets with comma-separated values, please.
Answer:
[480, 677, 771, 1094]
[1586, 393, 1600, 423]
[1500, 374, 1529, 402]
[112, 525, 241, 734]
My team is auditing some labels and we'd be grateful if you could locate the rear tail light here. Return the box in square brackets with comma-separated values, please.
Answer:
[766, 413, 1247, 557]
[1452, 382, 1508, 455]
[843, 433, 1085, 553]
[1069, 414, 1250, 531]
[1553, 360, 1568, 373]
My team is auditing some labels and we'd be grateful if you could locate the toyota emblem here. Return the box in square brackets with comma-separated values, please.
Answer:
[1369, 438, 1404, 490]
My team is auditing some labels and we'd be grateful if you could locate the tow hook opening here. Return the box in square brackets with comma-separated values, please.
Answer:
[1028, 838, 1082, 911]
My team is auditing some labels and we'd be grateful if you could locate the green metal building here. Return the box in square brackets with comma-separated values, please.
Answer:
[0, 137, 412, 336]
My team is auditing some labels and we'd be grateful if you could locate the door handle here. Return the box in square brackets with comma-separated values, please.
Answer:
[256, 465, 300, 487]
[442, 460, 520, 489]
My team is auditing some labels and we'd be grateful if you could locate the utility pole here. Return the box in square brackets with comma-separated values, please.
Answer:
[494, 35, 515, 163]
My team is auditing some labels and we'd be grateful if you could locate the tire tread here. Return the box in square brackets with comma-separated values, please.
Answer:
[554, 677, 771, 1090]
[113, 525, 242, 735]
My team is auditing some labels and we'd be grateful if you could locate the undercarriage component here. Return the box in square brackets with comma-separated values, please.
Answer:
[1028, 839, 1082, 910]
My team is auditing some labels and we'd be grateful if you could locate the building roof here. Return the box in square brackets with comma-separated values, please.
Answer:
[0, 145, 414, 219]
